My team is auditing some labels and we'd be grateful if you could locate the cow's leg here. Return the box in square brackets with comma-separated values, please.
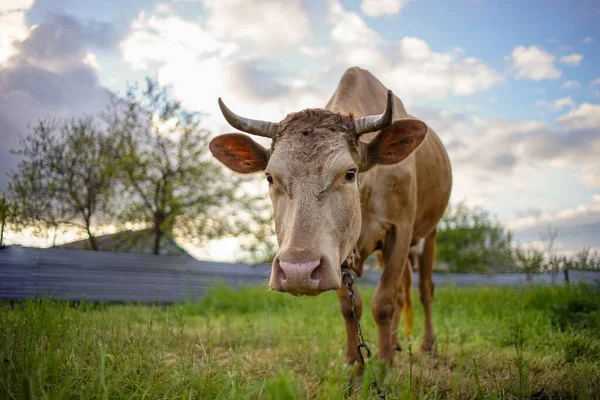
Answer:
[401, 258, 414, 338]
[371, 228, 412, 363]
[337, 282, 363, 369]
[391, 258, 414, 352]
[418, 228, 437, 353]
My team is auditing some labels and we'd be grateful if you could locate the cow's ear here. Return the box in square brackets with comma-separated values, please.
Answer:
[209, 133, 270, 173]
[359, 119, 428, 171]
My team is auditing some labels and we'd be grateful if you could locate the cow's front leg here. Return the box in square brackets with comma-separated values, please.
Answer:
[371, 228, 412, 364]
[391, 258, 414, 353]
[418, 228, 437, 354]
[337, 282, 363, 372]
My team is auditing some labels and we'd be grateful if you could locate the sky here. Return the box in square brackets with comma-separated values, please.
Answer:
[1, 0, 599, 260]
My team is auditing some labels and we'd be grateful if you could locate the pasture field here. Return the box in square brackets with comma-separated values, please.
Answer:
[1, 283, 600, 399]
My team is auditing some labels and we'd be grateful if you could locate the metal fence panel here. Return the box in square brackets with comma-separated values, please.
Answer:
[1, 246, 599, 303]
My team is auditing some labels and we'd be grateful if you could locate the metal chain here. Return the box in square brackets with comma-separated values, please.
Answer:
[341, 260, 388, 399]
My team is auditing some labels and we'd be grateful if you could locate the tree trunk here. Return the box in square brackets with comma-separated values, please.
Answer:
[52, 226, 58, 247]
[85, 221, 98, 251]
[564, 268, 569, 285]
[153, 227, 163, 255]
[87, 234, 98, 251]
[0, 217, 5, 247]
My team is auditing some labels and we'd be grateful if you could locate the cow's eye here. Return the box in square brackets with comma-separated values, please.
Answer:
[344, 168, 356, 182]
[266, 173, 273, 185]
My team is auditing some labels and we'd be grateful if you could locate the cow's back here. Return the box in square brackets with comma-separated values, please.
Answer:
[327, 67, 452, 244]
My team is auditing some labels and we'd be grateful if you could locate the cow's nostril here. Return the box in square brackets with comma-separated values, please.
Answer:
[277, 259, 287, 281]
[310, 262, 323, 281]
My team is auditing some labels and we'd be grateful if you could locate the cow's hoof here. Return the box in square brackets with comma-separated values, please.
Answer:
[347, 358, 365, 376]
[421, 339, 438, 357]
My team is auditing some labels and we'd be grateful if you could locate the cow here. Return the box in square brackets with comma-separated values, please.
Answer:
[209, 67, 452, 368]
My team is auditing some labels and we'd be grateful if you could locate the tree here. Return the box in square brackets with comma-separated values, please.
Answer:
[514, 246, 545, 281]
[541, 223, 559, 281]
[571, 247, 600, 271]
[105, 78, 255, 255]
[0, 194, 18, 248]
[436, 202, 515, 273]
[9, 118, 117, 249]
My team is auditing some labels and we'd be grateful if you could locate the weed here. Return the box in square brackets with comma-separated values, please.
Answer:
[1, 284, 599, 399]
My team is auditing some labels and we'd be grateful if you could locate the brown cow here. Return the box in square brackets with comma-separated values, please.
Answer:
[209, 67, 452, 366]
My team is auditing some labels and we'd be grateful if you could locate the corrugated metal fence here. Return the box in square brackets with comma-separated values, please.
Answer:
[1, 246, 599, 303]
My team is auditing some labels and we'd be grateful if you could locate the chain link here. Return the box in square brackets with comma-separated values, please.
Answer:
[341, 260, 388, 399]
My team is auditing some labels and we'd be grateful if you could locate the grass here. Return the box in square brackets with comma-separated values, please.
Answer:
[1, 283, 600, 399]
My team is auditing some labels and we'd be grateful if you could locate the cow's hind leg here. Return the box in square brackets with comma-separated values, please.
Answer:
[372, 226, 412, 364]
[418, 228, 437, 354]
[337, 282, 363, 372]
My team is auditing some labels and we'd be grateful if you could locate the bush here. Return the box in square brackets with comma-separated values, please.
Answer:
[436, 202, 515, 273]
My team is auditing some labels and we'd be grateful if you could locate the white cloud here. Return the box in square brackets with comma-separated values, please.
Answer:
[580, 163, 600, 188]
[559, 53, 583, 66]
[583, 37, 594, 44]
[204, 0, 311, 52]
[121, 11, 229, 71]
[561, 80, 581, 89]
[557, 102, 600, 131]
[507, 195, 600, 232]
[83, 52, 101, 70]
[324, 1, 502, 101]
[535, 96, 575, 112]
[0, 0, 35, 64]
[329, 0, 380, 47]
[120, 8, 327, 138]
[361, 0, 409, 17]
[507, 45, 561, 81]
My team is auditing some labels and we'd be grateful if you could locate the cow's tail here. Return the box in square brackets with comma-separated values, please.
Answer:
[401, 264, 414, 337]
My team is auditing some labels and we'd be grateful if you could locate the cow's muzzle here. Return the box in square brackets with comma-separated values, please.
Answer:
[269, 254, 340, 295]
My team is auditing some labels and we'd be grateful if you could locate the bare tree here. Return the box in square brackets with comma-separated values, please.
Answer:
[9, 118, 117, 250]
[541, 223, 559, 282]
[105, 78, 258, 255]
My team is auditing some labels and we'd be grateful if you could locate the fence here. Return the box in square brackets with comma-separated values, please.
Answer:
[1, 246, 599, 303]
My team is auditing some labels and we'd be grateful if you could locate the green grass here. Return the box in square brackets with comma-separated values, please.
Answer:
[1, 283, 600, 399]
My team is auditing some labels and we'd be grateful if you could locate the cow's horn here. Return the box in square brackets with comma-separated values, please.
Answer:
[354, 90, 395, 135]
[218, 98, 278, 138]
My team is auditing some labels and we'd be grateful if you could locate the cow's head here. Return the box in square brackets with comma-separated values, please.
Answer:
[210, 91, 427, 295]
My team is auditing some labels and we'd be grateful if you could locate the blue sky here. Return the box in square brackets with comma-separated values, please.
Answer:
[1, 0, 599, 258]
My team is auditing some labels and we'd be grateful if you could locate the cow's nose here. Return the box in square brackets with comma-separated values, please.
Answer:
[277, 258, 322, 293]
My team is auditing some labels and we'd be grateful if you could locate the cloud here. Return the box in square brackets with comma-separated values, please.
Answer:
[360, 0, 409, 17]
[535, 96, 575, 112]
[580, 163, 600, 188]
[204, 0, 311, 52]
[561, 80, 581, 89]
[557, 102, 600, 131]
[0, 14, 113, 190]
[507, 195, 600, 238]
[583, 37, 594, 44]
[119, 0, 504, 140]
[120, 7, 327, 139]
[507, 45, 561, 80]
[323, 1, 503, 101]
[417, 100, 600, 189]
[559, 53, 583, 66]
[0, 0, 35, 64]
